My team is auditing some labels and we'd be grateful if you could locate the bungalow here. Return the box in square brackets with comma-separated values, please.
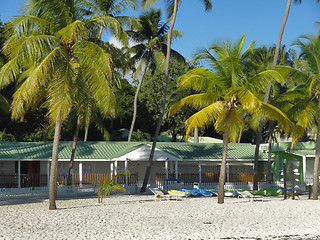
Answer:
[0, 141, 270, 188]
[271, 141, 320, 185]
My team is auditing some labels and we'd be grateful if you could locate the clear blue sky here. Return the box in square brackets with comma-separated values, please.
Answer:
[1, 0, 319, 59]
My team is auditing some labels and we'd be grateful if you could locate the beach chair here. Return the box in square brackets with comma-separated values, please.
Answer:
[149, 187, 172, 201]
[237, 191, 264, 202]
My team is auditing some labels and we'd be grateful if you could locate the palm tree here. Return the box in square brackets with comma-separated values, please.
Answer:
[0, 0, 119, 210]
[80, 0, 137, 138]
[169, 35, 293, 204]
[282, 34, 320, 200]
[253, 0, 319, 190]
[66, 42, 127, 184]
[249, 46, 296, 183]
[126, 8, 183, 142]
[139, 0, 213, 193]
[84, 0, 137, 40]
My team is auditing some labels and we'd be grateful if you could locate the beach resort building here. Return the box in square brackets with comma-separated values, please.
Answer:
[0, 141, 318, 189]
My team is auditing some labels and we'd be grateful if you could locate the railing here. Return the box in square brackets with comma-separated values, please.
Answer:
[0, 174, 48, 188]
[155, 172, 271, 184]
[0, 185, 96, 200]
[56, 173, 138, 187]
[0, 173, 139, 188]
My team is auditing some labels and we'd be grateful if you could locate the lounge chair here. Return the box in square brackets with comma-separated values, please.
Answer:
[237, 190, 264, 202]
[149, 187, 173, 201]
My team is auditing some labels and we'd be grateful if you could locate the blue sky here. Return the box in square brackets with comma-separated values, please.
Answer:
[1, 0, 319, 59]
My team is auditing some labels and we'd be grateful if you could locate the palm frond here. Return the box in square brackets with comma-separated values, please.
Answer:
[228, 87, 261, 113]
[261, 103, 293, 133]
[184, 101, 225, 138]
[90, 15, 128, 45]
[169, 94, 216, 115]
[0, 58, 20, 89]
[57, 20, 88, 42]
[141, 0, 158, 9]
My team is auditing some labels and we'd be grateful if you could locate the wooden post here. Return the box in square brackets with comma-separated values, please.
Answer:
[165, 159, 169, 180]
[125, 159, 128, 190]
[175, 160, 178, 179]
[283, 162, 287, 200]
[290, 162, 295, 200]
[308, 185, 312, 199]
[198, 161, 202, 184]
[18, 160, 21, 188]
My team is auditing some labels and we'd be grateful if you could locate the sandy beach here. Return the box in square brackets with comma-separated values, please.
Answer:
[1, 194, 320, 240]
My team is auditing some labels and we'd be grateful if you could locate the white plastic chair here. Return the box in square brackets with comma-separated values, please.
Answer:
[237, 191, 264, 202]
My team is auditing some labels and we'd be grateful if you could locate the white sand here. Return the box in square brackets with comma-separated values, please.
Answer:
[1, 194, 320, 240]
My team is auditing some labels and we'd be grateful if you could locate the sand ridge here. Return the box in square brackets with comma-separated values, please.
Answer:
[1, 194, 320, 239]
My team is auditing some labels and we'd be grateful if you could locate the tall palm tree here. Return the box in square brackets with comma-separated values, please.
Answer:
[80, 0, 137, 138]
[126, 9, 183, 142]
[170, 35, 293, 204]
[249, 46, 295, 183]
[282, 34, 320, 200]
[253, 0, 319, 190]
[0, 0, 119, 210]
[139, 0, 213, 193]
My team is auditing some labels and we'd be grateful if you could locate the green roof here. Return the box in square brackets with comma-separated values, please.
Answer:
[272, 142, 316, 156]
[156, 142, 267, 160]
[0, 141, 267, 160]
[0, 141, 144, 160]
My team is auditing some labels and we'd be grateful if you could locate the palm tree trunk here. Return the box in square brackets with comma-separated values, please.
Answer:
[49, 110, 62, 210]
[312, 108, 320, 200]
[218, 109, 232, 204]
[194, 127, 199, 143]
[267, 121, 274, 184]
[67, 117, 81, 185]
[140, 0, 179, 192]
[253, 0, 292, 190]
[98, 26, 103, 41]
[128, 64, 148, 142]
[84, 126, 88, 142]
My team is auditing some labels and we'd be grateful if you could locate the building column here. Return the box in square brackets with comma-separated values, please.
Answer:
[110, 161, 114, 178]
[165, 159, 169, 180]
[226, 162, 230, 183]
[18, 160, 21, 188]
[125, 159, 128, 189]
[198, 161, 202, 184]
[302, 155, 307, 183]
[175, 160, 178, 179]
[47, 161, 50, 188]
[114, 160, 118, 183]
[79, 161, 83, 186]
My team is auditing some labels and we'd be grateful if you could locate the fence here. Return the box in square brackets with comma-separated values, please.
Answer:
[0, 173, 138, 188]
[0, 174, 48, 188]
[156, 172, 271, 184]
[156, 180, 310, 193]
[55, 173, 138, 187]
[0, 185, 96, 200]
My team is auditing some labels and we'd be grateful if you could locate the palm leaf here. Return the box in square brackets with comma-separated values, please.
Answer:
[169, 94, 216, 115]
[261, 103, 293, 133]
[0, 58, 21, 89]
[185, 101, 225, 138]
[57, 20, 88, 42]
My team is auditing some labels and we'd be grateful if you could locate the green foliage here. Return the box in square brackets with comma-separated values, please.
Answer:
[131, 129, 151, 141]
[137, 60, 196, 137]
[97, 171, 130, 203]
[0, 130, 16, 141]
[170, 34, 293, 142]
